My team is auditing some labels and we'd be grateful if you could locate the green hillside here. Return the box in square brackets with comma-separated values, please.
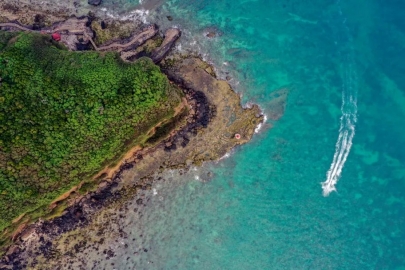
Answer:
[0, 31, 181, 234]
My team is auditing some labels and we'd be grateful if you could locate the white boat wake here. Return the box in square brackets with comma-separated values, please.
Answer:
[322, 60, 357, 196]
[322, 2, 358, 196]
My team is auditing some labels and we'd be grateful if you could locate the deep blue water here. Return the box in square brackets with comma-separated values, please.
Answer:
[99, 0, 405, 269]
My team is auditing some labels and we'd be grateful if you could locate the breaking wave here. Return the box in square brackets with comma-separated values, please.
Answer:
[322, 1, 358, 196]
[255, 114, 268, 134]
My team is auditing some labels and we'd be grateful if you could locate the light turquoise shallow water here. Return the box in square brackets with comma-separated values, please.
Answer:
[101, 0, 405, 269]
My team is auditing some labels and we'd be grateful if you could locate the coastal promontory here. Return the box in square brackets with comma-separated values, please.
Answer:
[0, 2, 270, 267]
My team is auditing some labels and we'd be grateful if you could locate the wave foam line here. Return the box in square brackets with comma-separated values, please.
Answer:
[322, 56, 357, 196]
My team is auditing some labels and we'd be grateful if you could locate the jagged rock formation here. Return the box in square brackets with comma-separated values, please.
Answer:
[150, 28, 181, 63]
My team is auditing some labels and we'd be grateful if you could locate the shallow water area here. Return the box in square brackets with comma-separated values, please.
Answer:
[101, 0, 405, 268]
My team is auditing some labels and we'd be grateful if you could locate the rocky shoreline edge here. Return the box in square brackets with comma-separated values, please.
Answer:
[0, 2, 285, 268]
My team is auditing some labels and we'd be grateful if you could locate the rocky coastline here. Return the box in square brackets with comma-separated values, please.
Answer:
[0, 2, 281, 268]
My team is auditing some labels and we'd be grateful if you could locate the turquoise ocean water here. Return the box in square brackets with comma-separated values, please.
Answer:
[99, 0, 405, 269]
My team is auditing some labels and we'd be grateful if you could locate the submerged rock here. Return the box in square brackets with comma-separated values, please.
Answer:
[206, 31, 216, 38]
[88, 0, 102, 6]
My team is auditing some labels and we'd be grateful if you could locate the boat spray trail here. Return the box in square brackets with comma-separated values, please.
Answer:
[322, 1, 358, 196]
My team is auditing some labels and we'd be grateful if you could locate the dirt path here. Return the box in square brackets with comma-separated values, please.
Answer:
[97, 25, 158, 51]
[0, 21, 157, 52]
[0, 23, 33, 31]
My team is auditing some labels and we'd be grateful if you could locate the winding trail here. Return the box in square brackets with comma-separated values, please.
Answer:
[0, 23, 34, 32]
[96, 25, 157, 51]
[0, 22, 157, 52]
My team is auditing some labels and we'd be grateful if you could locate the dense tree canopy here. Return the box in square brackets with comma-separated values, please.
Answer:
[0, 32, 181, 231]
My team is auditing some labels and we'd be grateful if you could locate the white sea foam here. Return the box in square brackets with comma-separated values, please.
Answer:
[255, 113, 268, 134]
[134, 9, 150, 24]
[218, 152, 231, 161]
[101, 7, 150, 24]
[322, 2, 358, 196]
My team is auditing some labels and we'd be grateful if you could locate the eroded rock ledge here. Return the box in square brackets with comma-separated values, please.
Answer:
[150, 28, 181, 63]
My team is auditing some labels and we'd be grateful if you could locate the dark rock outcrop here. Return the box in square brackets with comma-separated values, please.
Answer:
[88, 0, 102, 6]
[150, 28, 181, 63]
[32, 14, 46, 30]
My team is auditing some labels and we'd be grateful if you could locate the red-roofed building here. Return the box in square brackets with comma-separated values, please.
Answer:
[52, 33, 61, 41]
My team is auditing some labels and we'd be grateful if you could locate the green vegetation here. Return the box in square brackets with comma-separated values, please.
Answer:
[0, 32, 181, 234]
[0, 31, 18, 51]
[91, 19, 137, 45]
